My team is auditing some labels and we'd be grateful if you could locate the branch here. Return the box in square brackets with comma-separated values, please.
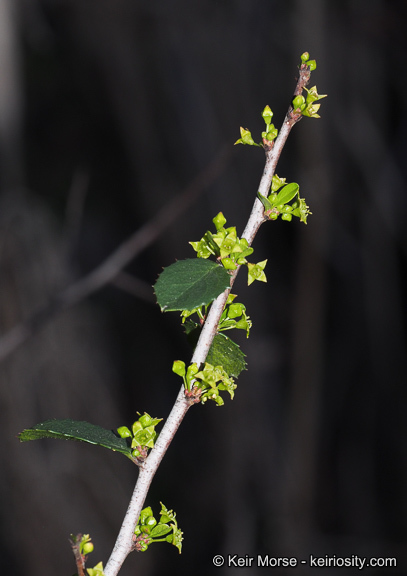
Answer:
[0, 145, 231, 364]
[103, 63, 312, 576]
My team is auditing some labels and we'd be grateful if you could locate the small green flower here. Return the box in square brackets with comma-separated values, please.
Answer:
[87, 561, 105, 576]
[247, 260, 267, 286]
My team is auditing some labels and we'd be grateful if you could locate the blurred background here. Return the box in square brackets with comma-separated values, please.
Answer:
[0, 0, 406, 574]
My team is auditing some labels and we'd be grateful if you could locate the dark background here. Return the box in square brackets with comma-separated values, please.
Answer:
[0, 1, 406, 575]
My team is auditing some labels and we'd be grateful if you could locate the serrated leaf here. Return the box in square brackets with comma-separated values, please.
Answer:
[18, 419, 133, 459]
[183, 323, 246, 378]
[154, 259, 230, 312]
[206, 333, 247, 378]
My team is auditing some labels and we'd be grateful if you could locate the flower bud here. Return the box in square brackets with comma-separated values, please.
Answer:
[82, 542, 94, 555]
[292, 95, 306, 111]
[306, 59, 316, 71]
[262, 105, 273, 125]
[138, 413, 153, 428]
[221, 257, 237, 270]
[117, 426, 132, 439]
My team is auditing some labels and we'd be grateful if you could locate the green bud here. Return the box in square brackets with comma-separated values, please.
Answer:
[306, 59, 316, 71]
[265, 125, 278, 141]
[221, 257, 237, 270]
[213, 212, 226, 231]
[292, 95, 306, 111]
[132, 421, 143, 434]
[138, 413, 153, 428]
[262, 105, 273, 125]
[271, 174, 286, 192]
[140, 507, 153, 524]
[82, 542, 94, 555]
[132, 448, 141, 458]
[117, 426, 132, 439]
[237, 127, 255, 146]
[228, 303, 245, 318]
[186, 363, 199, 388]
[146, 516, 157, 529]
[300, 52, 310, 63]
[281, 213, 293, 222]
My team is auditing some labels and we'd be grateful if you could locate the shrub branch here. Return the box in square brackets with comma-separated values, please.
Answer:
[103, 62, 312, 576]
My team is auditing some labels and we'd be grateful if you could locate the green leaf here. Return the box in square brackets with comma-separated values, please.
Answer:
[206, 333, 247, 378]
[18, 419, 133, 459]
[154, 259, 230, 312]
[257, 190, 273, 212]
[150, 524, 172, 538]
[275, 182, 299, 206]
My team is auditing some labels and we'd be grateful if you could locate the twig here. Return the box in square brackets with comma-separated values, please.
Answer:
[70, 535, 86, 576]
[103, 63, 311, 576]
[0, 145, 231, 364]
